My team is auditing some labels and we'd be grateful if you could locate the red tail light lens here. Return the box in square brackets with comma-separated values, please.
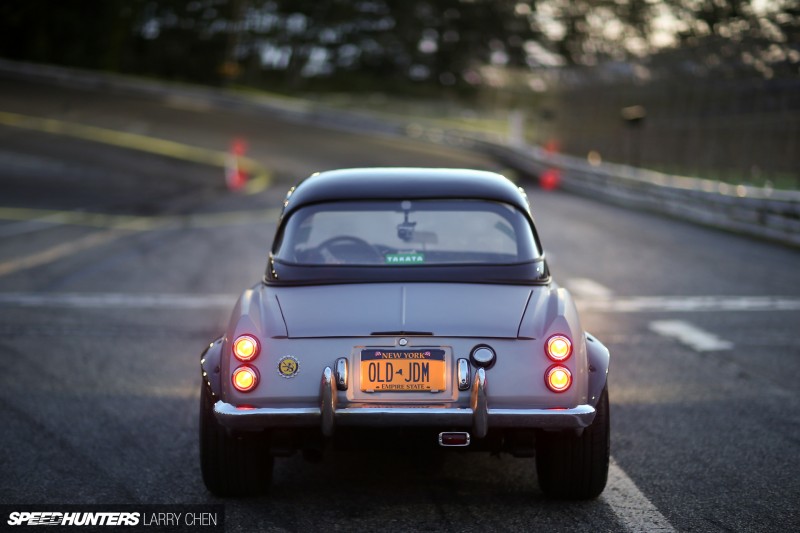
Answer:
[546, 335, 572, 361]
[545, 365, 572, 393]
[233, 335, 259, 361]
[232, 366, 259, 392]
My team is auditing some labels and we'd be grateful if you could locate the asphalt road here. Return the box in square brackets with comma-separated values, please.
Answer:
[0, 76, 798, 532]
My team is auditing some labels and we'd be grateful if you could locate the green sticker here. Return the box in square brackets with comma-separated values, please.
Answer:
[385, 252, 425, 265]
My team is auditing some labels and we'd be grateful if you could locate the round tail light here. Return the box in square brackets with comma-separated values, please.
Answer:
[545, 365, 572, 393]
[546, 335, 572, 361]
[232, 366, 259, 392]
[233, 335, 260, 361]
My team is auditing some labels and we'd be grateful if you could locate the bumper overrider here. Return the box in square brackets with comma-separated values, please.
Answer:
[214, 367, 597, 439]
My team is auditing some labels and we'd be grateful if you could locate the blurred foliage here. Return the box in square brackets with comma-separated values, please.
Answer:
[0, 0, 541, 94]
[227, 0, 544, 96]
[1, 1, 796, 92]
[0, 0, 800, 92]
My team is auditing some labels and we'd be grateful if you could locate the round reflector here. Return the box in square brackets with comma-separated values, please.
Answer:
[546, 335, 572, 361]
[233, 335, 259, 361]
[470, 345, 496, 368]
[232, 366, 259, 392]
[545, 365, 572, 393]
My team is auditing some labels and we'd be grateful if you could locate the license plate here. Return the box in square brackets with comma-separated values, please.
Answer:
[360, 349, 446, 392]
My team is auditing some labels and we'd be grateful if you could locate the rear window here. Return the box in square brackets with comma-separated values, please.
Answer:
[274, 200, 539, 266]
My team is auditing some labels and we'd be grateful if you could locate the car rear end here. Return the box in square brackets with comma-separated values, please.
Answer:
[208, 283, 601, 455]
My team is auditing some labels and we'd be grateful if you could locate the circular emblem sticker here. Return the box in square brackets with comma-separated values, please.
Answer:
[277, 356, 299, 378]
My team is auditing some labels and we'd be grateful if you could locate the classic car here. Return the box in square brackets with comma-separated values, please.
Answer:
[200, 168, 610, 499]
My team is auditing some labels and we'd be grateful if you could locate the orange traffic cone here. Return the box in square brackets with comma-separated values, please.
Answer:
[225, 138, 249, 191]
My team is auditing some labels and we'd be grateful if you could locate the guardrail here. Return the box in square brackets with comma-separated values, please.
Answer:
[484, 141, 800, 247]
[1, 59, 798, 247]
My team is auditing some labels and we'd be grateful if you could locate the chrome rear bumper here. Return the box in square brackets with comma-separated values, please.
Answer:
[214, 367, 596, 438]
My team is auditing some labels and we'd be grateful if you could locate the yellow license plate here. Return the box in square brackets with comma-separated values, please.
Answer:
[360, 349, 446, 392]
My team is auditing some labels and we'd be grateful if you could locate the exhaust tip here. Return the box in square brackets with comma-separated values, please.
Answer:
[438, 432, 471, 447]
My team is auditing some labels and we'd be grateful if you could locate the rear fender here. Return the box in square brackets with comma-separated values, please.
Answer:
[585, 332, 610, 407]
[201, 337, 223, 397]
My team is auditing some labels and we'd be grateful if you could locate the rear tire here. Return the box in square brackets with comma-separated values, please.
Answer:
[199, 384, 273, 497]
[535, 387, 610, 499]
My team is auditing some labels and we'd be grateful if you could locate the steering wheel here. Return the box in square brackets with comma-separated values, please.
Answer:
[315, 236, 383, 264]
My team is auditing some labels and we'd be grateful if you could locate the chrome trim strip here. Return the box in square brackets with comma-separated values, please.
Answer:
[457, 358, 470, 391]
[335, 357, 348, 391]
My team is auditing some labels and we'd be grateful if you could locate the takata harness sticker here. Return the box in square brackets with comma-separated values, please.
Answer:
[385, 252, 425, 264]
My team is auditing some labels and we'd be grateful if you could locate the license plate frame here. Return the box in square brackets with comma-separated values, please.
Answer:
[360, 348, 446, 392]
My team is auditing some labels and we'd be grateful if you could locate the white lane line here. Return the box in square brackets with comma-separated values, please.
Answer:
[1, 292, 799, 315]
[649, 320, 733, 351]
[577, 296, 800, 313]
[566, 278, 614, 299]
[603, 459, 677, 532]
[0, 292, 233, 309]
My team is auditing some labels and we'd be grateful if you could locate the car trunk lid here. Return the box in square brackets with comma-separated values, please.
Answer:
[272, 283, 538, 339]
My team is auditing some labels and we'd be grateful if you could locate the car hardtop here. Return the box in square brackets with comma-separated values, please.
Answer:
[265, 167, 550, 286]
[281, 168, 532, 219]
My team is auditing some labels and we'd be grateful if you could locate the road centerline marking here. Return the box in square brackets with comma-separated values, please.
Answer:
[0, 208, 282, 278]
[649, 320, 733, 351]
[0, 212, 72, 238]
[0, 110, 271, 194]
[0, 229, 135, 278]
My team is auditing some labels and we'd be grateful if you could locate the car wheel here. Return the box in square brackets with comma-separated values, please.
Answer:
[535, 386, 610, 499]
[199, 384, 273, 497]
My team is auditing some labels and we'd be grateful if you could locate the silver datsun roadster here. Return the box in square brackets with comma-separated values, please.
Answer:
[200, 168, 610, 499]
